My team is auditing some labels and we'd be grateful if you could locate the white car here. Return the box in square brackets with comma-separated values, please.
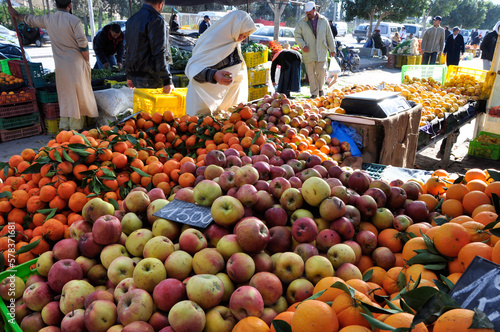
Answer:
[249, 26, 296, 45]
[0, 25, 18, 45]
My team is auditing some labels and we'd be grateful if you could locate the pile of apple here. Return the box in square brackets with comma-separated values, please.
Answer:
[2, 146, 431, 332]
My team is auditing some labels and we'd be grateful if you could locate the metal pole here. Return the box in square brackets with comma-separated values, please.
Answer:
[6, 0, 34, 88]
[88, 0, 95, 42]
[128, 0, 133, 17]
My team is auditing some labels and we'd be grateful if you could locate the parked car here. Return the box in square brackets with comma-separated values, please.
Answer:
[353, 22, 403, 43]
[0, 25, 18, 45]
[0, 42, 31, 61]
[334, 22, 348, 37]
[404, 24, 423, 38]
[249, 26, 296, 45]
[18, 23, 50, 47]
[353, 24, 369, 43]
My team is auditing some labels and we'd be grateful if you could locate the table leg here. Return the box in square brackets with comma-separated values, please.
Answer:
[438, 131, 459, 169]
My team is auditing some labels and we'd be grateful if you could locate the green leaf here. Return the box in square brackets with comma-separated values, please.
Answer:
[360, 313, 397, 330]
[470, 308, 495, 329]
[0, 191, 12, 199]
[402, 286, 439, 311]
[411, 292, 460, 327]
[433, 216, 449, 226]
[407, 252, 448, 265]
[330, 281, 355, 297]
[440, 275, 455, 289]
[0, 162, 9, 178]
[363, 268, 373, 282]
[411, 273, 422, 290]
[423, 263, 447, 270]
[487, 169, 500, 181]
[385, 298, 403, 311]
[102, 168, 116, 178]
[397, 271, 407, 290]
[434, 197, 444, 212]
[62, 149, 74, 163]
[108, 199, 119, 210]
[453, 175, 465, 184]
[492, 193, 500, 215]
[400, 298, 415, 314]
[489, 228, 500, 237]
[303, 289, 326, 301]
[54, 149, 63, 163]
[20, 162, 44, 174]
[126, 135, 138, 145]
[251, 130, 262, 145]
[130, 166, 151, 177]
[0, 252, 4, 273]
[36, 208, 57, 222]
[422, 233, 439, 254]
[360, 301, 401, 315]
[271, 320, 292, 332]
[14, 239, 40, 255]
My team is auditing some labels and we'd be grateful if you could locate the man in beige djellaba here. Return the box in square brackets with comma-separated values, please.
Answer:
[9, 0, 98, 131]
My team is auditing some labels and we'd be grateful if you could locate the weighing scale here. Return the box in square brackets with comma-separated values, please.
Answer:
[340, 90, 413, 118]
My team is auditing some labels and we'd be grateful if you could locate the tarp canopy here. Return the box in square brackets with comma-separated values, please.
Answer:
[165, 0, 261, 6]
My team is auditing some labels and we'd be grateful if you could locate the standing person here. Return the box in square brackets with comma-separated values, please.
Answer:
[443, 27, 465, 66]
[420, 16, 445, 65]
[199, 15, 210, 35]
[480, 21, 499, 71]
[295, 1, 336, 99]
[470, 28, 478, 44]
[444, 26, 451, 39]
[400, 27, 406, 41]
[329, 20, 338, 38]
[185, 10, 256, 116]
[170, 14, 180, 32]
[271, 43, 302, 98]
[8, 0, 97, 131]
[125, 0, 174, 94]
[372, 29, 388, 59]
[471, 33, 482, 49]
[93, 23, 125, 69]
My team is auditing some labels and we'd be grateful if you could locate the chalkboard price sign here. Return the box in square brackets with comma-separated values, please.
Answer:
[449, 256, 500, 330]
[153, 199, 213, 228]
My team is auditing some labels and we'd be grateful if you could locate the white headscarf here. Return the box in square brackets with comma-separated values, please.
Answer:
[185, 10, 256, 79]
[494, 21, 500, 34]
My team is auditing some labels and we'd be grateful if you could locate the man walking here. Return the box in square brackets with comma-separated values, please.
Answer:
[93, 23, 125, 69]
[125, 0, 174, 94]
[443, 27, 465, 66]
[199, 15, 210, 34]
[295, 1, 335, 99]
[421, 16, 445, 65]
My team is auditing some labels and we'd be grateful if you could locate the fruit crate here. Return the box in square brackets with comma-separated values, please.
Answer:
[248, 85, 268, 101]
[0, 122, 42, 142]
[133, 87, 187, 118]
[40, 102, 60, 119]
[44, 118, 60, 135]
[248, 68, 268, 85]
[172, 74, 189, 88]
[104, 79, 127, 88]
[0, 58, 21, 75]
[0, 88, 36, 106]
[0, 258, 38, 332]
[8, 60, 46, 88]
[468, 131, 500, 160]
[244, 49, 269, 68]
[0, 112, 40, 130]
[362, 162, 387, 180]
[445, 65, 496, 100]
[401, 64, 448, 84]
[36, 88, 58, 104]
[0, 101, 38, 118]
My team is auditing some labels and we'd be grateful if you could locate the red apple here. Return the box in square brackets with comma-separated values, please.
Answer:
[92, 215, 122, 245]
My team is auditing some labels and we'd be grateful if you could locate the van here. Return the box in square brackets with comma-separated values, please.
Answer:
[404, 24, 423, 38]
[375, 22, 403, 39]
[334, 22, 348, 37]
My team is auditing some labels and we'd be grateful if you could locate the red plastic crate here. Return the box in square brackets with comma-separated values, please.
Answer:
[0, 101, 38, 118]
[40, 102, 60, 120]
[0, 123, 42, 142]
[0, 88, 36, 106]
[8, 60, 46, 88]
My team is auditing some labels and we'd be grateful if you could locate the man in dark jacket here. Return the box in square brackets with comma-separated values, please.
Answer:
[125, 0, 174, 93]
[329, 20, 338, 38]
[271, 43, 302, 98]
[372, 29, 387, 59]
[444, 26, 451, 39]
[199, 15, 210, 34]
[443, 27, 465, 66]
[480, 22, 499, 70]
[93, 23, 124, 69]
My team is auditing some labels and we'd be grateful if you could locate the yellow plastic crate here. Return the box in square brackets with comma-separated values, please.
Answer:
[44, 118, 60, 135]
[104, 79, 127, 88]
[248, 68, 268, 85]
[133, 88, 187, 118]
[248, 85, 268, 101]
[445, 65, 496, 99]
[244, 49, 269, 68]
[406, 55, 417, 65]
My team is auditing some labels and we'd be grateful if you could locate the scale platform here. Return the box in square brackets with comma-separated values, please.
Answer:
[340, 90, 413, 118]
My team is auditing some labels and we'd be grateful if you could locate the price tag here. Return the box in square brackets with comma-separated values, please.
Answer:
[153, 199, 213, 228]
[449, 256, 500, 329]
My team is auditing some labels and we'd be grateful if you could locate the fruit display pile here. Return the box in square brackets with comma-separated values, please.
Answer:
[0, 72, 23, 86]
[0, 100, 500, 331]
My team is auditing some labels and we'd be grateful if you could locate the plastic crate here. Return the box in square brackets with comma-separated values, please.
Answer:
[0, 88, 36, 106]
[8, 60, 46, 88]
[173, 74, 189, 88]
[445, 65, 496, 100]
[244, 49, 269, 68]
[133, 88, 187, 118]
[36, 89, 58, 104]
[0, 258, 38, 332]
[0, 123, 42, 142]
[361, 162, 387, 180]
[248, 85, 268, 101]
[0, 101, 38, 118]
[104, 79, 127, 88]
[468, 131, 500, 160]
[40, 102, 60, 119]
[401, 64, 448, 84]
[0, 112, 40, 130]
[395, 55, 407, 68]
[248, 68, 268, 85]
[44, 118, 60, 135]
[0, 58, 21, 75]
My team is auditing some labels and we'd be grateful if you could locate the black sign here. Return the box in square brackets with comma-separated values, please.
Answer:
[449, 256, 500, 330]
[153, 199, 213, 228]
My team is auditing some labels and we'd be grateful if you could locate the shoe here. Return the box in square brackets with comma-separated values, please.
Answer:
[382, 56, 388, 60]
[319, 90, 324, 97]
[310, 95, 317, 99]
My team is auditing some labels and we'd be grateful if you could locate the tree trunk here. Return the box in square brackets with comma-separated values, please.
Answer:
[98, 7, 102, 30]
[46, 0, 50, 14]
[83, 15, 89, 37]
[268, 1, 287, 41]
[26, 0, 34, 14]
[41, 0, 46, 15]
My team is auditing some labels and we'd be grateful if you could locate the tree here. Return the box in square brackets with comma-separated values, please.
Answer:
[421, 0, 457, 30]
[481, 3, 500, 30]
[443, 0, 487, 29]
[343, 0, 426, 38]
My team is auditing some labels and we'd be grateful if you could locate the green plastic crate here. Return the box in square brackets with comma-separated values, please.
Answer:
[401, 64, 448, 84]
[468, 131, 500, 160]
[0, 112, 40, 130]
[0, 58, 21, 75]
[36, 89, 58, 104]
[0, 258, 38, 332]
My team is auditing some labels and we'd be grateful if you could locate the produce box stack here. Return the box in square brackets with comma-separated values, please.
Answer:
[468, 131, 500, 160]
[0, 86, 41, 142]
[36, 85, 60, 135]
[243, 43, 269, 101]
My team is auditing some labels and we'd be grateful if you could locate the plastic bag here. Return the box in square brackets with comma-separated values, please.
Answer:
[93, 87, 134, 117]
[328, 58, 341, 76]
[330, 121, 362, 157]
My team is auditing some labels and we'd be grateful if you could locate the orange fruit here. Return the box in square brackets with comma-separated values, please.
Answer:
[270, 311, 294, 332]
[461, 221, 490, 243]
[425, 176, 448, 196]
[339, 326, 371, 332]
[462, 191, 491, 215]
[291, 299, 339, 332]
[472, 211, 498, 226]
[331, 290, 372, 329]
[232, 317, 270, 332]
[379, 312, 428, 331]
[362, 266, 386, 286]
[433, 308, 494, 332]
[441, 199, 463, 218]
[457, 242, 493, 272]
[382, 267, 404, 298]
[377, 228, 403, 253]
[401, 237, 427, 262]
[433, 223, 470, 258]
[312, 277, 346, 302]
[492, 241, 500, 265]
[484, 181, 500, 199]
[471, 204, 496, 217]
[464, 168, 488, 183]
[42, 218, 65, 241]
[406, 222, 432, 237]
[10, 189, 30, 209]
[404, 264, 437, 286]
[466, 179, 488, 192]
[445, 183, 469, 202]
